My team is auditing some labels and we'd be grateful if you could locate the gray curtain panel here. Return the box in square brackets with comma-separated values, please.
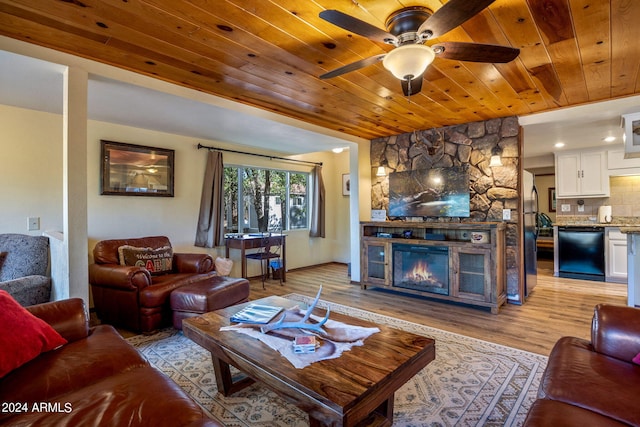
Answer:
[309, 165, 326, 238]
[195, 150, 225, 247]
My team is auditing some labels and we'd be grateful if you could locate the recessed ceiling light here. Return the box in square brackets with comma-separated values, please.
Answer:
[331, 147, 344, 153]
[554, 142, 565, 148]
[603, 136, 616, 143]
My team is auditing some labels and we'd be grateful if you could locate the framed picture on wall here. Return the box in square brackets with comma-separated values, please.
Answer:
[549, 187, 556, 212]
[342, 173, 350, 196]
[100, 140, 175, 197]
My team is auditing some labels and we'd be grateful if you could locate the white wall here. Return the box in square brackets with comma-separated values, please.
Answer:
[0, 105, 63, 235]
[358, 141, 372, 222]
[87, 121, 210, 253]
[332, 151, 351, 264]
[88, 120, 350, 278]
[534, 174, 556, 222]
[1, 104, 351, 285]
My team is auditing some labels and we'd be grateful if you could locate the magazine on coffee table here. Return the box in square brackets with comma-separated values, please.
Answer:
[230, 304, 283, 324]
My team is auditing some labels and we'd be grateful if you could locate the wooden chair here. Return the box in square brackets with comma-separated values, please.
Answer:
[245, 234, 283, 289]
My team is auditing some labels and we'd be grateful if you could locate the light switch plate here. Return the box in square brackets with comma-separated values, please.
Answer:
[27, 216, 40, 231]
[502, 209, 511, 220]
[561, 204, 571, 212]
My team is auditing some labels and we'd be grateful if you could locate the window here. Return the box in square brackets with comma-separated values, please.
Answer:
[223, 166, 309, 233]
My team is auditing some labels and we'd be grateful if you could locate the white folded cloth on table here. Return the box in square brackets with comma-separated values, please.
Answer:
[221, 307, 380, 369]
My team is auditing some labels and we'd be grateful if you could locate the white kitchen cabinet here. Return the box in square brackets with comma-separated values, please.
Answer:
[606, 228, 627, 283]
[555, 149, 609, 198]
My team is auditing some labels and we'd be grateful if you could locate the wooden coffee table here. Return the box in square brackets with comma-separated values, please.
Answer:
[183, 296, 435, 427]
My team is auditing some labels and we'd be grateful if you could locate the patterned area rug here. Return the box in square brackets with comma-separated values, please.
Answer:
[127, 294, 547, 426]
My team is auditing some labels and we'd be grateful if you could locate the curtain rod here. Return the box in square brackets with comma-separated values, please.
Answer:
[197, 143, 322, 166]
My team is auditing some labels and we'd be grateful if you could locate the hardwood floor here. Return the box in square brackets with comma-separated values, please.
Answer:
[249, 262, 627, 356]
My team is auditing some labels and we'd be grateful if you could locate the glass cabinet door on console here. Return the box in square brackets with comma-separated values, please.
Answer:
[363, 241, 390, 286]
[452, 248, 491, 302]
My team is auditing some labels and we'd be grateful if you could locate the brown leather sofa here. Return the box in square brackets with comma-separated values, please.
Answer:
[524, 304, 640, 426]
[89, 236, 216, 333]
[0, 298, 220, 426]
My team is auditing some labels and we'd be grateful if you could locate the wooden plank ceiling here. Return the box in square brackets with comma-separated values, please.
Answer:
[0, 0, 639, 141]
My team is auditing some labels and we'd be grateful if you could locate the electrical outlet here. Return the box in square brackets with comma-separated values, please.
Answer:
[561, 204, 571, 212]
[502, 209, 511, 220]
[27, 216, 40, 231]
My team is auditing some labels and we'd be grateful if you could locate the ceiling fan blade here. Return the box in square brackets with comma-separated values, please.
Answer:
[433, 42, 519, 63]
[320, 10, 397, 45]
[417, 0, 495, 39]
[401, 74, 424, 96]
[319, 54, 386, 79]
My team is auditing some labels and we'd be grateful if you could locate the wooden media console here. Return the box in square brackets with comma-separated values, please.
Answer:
[361, 221, 507, 314]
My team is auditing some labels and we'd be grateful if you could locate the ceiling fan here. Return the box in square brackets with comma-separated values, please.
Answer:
[318, 0, 520, 96]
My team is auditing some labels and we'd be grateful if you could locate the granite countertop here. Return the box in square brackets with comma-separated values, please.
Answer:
[554, 223, 621, 227]
[619, 226, 640, 234]
[554, 216, 640, 230]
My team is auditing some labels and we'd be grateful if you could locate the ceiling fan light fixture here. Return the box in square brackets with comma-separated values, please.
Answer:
[383, 44, 435, 80]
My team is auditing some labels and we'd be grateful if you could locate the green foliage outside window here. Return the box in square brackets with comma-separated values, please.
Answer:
[224, 166, 308, 233]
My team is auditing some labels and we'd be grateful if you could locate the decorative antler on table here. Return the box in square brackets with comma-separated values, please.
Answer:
[260, 285, 330, 334]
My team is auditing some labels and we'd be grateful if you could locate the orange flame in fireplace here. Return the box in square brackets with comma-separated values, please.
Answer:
[402, 260, 444, 287]
[407, 260, 432, 282]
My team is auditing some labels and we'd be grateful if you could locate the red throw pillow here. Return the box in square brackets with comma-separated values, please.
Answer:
[0, 290, 67, 378]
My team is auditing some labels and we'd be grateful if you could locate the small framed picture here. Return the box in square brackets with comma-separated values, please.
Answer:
[100, 140, 175, 197]
[342, 173, 350, 196]
[549, 187, 556, 212]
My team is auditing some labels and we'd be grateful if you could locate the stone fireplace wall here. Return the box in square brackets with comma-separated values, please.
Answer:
[370, 116, 522, 301]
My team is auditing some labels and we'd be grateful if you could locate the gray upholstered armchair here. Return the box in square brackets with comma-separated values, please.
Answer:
[0, 233, 51, 306]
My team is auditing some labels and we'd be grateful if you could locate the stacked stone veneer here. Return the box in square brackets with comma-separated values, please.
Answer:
[370, 116, 522, 301]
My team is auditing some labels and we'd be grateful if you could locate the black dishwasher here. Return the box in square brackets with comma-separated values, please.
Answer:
[557, 226, 605, 281]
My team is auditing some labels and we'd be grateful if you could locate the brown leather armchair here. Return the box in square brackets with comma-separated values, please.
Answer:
[89, 236, 216, 333]
[524, 303, 640, 426]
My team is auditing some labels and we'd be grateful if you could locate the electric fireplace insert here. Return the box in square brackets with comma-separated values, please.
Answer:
[392, 244, 449, 295]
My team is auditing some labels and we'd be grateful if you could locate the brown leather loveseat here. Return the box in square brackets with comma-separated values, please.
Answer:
[0, 298, 220, 426]
[89, 236, 216, 333]
[524, 304, 640, 426]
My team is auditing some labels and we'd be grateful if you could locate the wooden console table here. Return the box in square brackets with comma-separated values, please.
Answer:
[225, 234, 286, 281]
[361, 221, 506, 313]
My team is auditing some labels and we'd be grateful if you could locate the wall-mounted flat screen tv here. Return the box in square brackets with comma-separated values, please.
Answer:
[388, 166, 470, 217]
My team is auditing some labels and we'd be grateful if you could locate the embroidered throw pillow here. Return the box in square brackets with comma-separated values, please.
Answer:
[0, 290, 67, 378]
[118, 245, 173, 275]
